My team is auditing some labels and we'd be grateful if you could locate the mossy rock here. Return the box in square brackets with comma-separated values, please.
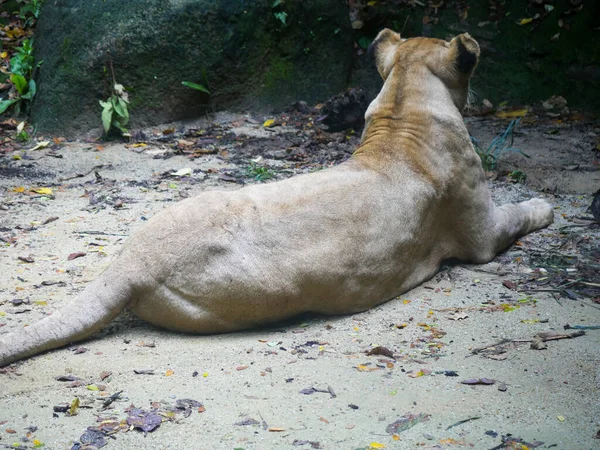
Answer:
[30, 0, 352, 136]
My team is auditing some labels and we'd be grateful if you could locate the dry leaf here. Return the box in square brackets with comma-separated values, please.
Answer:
[496, 109, 528, 118]
[31, 141, 51, 151]
[31, 187, 53, 195]
[517, 18, 533, 25]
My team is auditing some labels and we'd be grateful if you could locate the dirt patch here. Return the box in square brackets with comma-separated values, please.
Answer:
[0, 112, 598, 449]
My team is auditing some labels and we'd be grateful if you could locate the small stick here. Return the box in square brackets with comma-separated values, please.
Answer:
[446, 416, 480, 430]
[567, 279, 600, 288]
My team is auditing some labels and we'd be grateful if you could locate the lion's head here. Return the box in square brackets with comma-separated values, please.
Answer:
[368, 30, 480, 111]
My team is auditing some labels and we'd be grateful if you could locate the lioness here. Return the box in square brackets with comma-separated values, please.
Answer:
[0, 30, 553, 366]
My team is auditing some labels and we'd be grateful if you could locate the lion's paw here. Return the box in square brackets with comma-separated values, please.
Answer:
[521, 198, 554, 231]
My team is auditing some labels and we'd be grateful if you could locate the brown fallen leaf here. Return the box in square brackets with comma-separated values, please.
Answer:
[18, 256, 35, 263]
[268, 427, 285, 432]
[236, 365, 249, 371]
[319, 417, 329, 424]
[42, 216, 59, 225]
[366, 346, 395, 358]
[67, 251, 86, 261]
[99, 371, 112, 381]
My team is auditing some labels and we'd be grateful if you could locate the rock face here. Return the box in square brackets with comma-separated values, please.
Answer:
[31, 0, 352, 135]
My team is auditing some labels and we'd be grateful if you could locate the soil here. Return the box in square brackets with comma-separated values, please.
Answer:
[0, 110, 599, 450]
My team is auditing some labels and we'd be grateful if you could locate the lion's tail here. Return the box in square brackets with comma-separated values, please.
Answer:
[0, 263, 134, 367]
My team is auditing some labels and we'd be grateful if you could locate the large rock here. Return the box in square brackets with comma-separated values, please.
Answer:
[31, 0, 352, 136]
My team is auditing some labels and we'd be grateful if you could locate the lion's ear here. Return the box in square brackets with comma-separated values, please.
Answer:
[368, 29, 404, 80]
[448, 33, 480, 74]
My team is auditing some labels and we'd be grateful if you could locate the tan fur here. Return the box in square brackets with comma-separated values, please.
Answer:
[0, 30, 553, 366]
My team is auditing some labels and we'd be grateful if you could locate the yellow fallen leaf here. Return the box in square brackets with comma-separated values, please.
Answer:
[86, 384, 99, 391]
[517, 18, 533, 25]
[34, 301, 48, 306]
[369, 443, 386, 449]
[31, 141, 51, 151]
[0, 52, 7, 58]
[557, 415, 565, 422]
[132, 143, 147, 148]
[69, 397, 80, 416]
[0, 312, 6, 317]
[31, 187, 53, 195]
[165, 369, 174, 376]
[402, 299, 411, 304]
[12, 186, 25, 193]
[268, 427, 285, 432]
[392, 434, 400, 441]
[203, 372, 209, 377]
[357, 365, 380, 372]
[496, 109, 528, 118]
[263, 119, 275, 127]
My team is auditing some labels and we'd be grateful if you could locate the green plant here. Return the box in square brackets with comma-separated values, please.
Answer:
[507, 170, 527, 183]
[182, 66, 210, 95]
[10, 38, 35, 77]
[470, 118, 529, 171]
[245, 162, 275, 181]
[19, 0, 43, 26]
[99, 83, 130, 136]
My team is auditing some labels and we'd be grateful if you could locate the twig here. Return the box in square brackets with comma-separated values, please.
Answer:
[536, 330, 585, 341]
[567, 279, 600, 288]
[564, 324, 600, 331]
[60, 164, 107, 181]
[108, 52, 117, 86]
[518, 288, 560, 293]
[446, 416, 480, 430]
[74, 231, 128, 237]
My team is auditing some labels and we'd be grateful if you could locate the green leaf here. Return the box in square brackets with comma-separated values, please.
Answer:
[272, 0, 283, 6]
[118, 97, 130, 124]
[112, 96, 129, 124]
[21, 79, 36, 101]
[100, 101, 113, 133]
[112, 119, 128, 134]
[181, 81, 210, 94]
[10, 56, 24, 76]
[274, 11, 287, 25]
[10, 74, 28, 95]
[0, 98, 19, 114]
[200, 66, 210, 91]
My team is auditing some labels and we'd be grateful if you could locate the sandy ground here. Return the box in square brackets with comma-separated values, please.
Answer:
[0, 112, 599, 450]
